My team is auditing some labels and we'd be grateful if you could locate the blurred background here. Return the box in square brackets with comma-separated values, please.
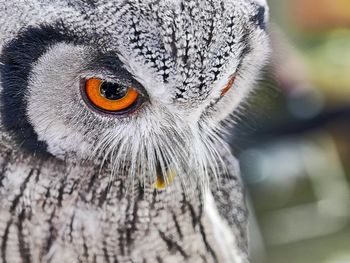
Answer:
[231, 0, 350, 262]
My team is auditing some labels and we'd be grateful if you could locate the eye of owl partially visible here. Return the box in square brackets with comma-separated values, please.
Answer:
[0, 0, 269, 186]
[0, 0, 270, 262]
[82, 78, 142, 114]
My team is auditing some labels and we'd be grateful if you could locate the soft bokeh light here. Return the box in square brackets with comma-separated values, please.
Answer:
[235, 1, 350, 262]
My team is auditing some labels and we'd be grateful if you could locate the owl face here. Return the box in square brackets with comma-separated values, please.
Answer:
[0, 0, 269, 188]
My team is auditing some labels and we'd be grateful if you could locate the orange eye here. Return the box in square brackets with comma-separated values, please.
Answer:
[221, 75, 236, 97]
[84, 78, 140, 112]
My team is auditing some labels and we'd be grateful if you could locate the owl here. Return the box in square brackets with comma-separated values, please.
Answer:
[0, 0, 270, 262]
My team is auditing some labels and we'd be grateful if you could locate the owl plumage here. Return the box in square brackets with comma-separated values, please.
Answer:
[0, 1, 270, 262]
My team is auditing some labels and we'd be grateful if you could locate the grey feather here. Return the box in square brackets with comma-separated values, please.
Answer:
[0, 1, 270, 262]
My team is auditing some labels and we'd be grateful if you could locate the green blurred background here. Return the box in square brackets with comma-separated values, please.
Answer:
[233, 0, 350, 262]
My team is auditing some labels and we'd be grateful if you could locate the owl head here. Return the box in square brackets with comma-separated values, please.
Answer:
[0, 0, 269, 190]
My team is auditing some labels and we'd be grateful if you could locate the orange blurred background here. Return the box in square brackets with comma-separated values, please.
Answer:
[235, 1, 350, 263]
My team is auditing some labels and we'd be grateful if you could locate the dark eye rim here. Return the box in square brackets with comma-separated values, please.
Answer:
[79, 78, 145, 116]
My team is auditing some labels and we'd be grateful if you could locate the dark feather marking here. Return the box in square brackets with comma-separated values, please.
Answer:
[81, 0, 98, 8]
[251, 6, 266, 30]
[1, 219, 13, 263]
[150, 190, 157, 210]
[82, 227, 89, 261]
[170, 17, 178, 60]
[67, 179, 79, 195]
[103, 240, 111, 263]
[238, 28, 252, 65]
[196, 191, 218, 262]
[68, 212, 76, 243]
[171, 211, 183, 239]
[118, 229, 125, 256]
[17, 210, 32, 263]
[187, 202, 199, 230]
[156, 256, 163, 263]
[180, 193, 187, 214]
[200, 254, 209, 263]
[41, 185, 51, 209]
[126, 206, 137, 250]
[57, 173, 68, 207]
[158, 231, 189, 259]
[239, 43, 252, 63]
[198, 221, 218, 263]
[117, 179, 124, 200]
[10, 168, 36, 213]
[126, 184, 144, 247]
[205, 1, 215, 48]
[87, 171, 99, 192]
[41, 208, 57, 260]
[0, 152, 10, 188]
[98, 186, 109, 207]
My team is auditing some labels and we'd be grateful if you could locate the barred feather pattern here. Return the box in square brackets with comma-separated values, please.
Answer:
[0, 134, 246, 263]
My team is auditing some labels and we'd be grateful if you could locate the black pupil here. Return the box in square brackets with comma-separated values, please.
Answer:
[99, 82, 128, 100]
